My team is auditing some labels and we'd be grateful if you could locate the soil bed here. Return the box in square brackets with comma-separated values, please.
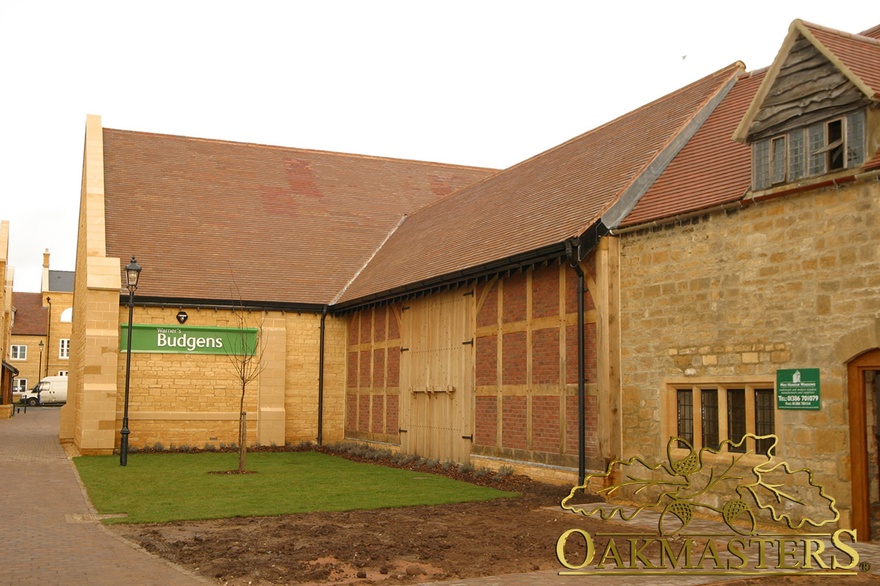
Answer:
[108, 447, 880, 585]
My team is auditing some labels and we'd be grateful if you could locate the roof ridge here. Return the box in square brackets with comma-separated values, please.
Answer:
[101, 127, 498, 172]
[398, 62, 747, 233]
[502, 62, 747, 176]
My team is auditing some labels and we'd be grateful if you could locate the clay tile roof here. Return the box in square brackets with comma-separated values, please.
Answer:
[621, 69, 764, 228]
[103, 130, 496, 305]
[800, 21, 880, 99]
[860, 24, 880, 40]
[338, 64, 744, 304]
[626, 19, 880, 229]
[12, 292, 47, 335]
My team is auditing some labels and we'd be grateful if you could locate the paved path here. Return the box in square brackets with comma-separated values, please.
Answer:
[0, 407, 208, 586]
[3, 407, 880, 585]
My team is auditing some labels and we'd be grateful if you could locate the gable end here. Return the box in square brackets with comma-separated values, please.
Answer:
[746, 35, 871, 141]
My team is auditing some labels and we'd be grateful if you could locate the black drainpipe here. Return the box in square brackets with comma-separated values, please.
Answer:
[317, 306, 328, 446]
[565, 239, 586, 485]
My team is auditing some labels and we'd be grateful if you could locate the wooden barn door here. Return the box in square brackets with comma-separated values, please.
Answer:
[399, 288, 474, 463]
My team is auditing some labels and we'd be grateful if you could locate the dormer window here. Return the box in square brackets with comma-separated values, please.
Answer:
[752, 109, 865, 190]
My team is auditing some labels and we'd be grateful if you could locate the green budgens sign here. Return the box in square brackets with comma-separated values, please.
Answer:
[120, 324, 258, 355]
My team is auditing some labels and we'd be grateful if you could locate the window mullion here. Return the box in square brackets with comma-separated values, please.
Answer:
[745, 386, 757, 453]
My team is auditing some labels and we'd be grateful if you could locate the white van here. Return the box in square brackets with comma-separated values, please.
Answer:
[20, 376, 68, 406]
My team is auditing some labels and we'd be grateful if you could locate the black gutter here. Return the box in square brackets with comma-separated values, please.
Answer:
[317, 306, 328, 446]
[118, 296, 326, 315]
[333, 241, 568, 313]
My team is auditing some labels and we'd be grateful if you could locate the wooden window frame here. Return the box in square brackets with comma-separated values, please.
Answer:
[59, 338, 70, 359]
[11, 345, 27, 360]
[751, 108, 865, 190]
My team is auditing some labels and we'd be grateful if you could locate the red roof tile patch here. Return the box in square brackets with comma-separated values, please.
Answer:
[102, 131, 497, 305]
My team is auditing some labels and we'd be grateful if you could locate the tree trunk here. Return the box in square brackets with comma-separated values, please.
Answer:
[238, 411, 247, 472]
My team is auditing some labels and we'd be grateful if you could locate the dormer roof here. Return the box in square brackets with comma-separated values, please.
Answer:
[734, 19, 880, 143]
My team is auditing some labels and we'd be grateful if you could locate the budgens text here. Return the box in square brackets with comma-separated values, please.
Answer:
[157, 332, 224, 351]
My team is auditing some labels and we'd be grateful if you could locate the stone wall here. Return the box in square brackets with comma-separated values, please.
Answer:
[107, 306, 347, 450]
[618, 176, 880, 526]
[43, 290, 73, 378]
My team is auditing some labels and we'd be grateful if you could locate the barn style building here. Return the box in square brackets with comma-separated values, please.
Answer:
[64, 19, 880, 535]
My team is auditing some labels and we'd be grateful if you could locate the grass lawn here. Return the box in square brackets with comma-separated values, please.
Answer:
[74, 451, 518, 524]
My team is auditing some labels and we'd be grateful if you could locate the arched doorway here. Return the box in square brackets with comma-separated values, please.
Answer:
[848, 348, 880, 540]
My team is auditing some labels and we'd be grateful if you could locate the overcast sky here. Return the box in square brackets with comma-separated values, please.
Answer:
[1, 1, 877, 292]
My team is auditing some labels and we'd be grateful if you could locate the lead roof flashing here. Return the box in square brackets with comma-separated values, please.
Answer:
[601, 67, 743, 230]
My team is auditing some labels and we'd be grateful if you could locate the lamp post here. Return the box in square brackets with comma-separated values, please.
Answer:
[120, 256, 142, 466]
[38, 340, 44, 380]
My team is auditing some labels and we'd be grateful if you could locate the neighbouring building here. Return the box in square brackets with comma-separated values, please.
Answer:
[8, 250, 74, 398]
[40, 252, 74, 379]
[65, 19, 880, 536]
[9, 292, 46, 399]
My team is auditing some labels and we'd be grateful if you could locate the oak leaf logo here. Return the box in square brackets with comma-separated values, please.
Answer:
[560, 434, 839, 536]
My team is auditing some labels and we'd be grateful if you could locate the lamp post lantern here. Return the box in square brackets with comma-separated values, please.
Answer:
[120, 256, 142, 466]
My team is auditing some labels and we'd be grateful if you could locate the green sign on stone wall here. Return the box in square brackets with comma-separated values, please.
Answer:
[120, 324, 258, 355]
[776, 368, 821, 410]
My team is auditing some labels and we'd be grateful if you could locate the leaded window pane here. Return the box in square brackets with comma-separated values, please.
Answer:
[753, 140, 770, 190]
[701, 389, 719, 450]
[677, 389, 694, 448]
[755, 389, 775, 456]
[727, 389, 746, 453]
[771, 137, 786, 184]
[847, 110, 865, 167]
[808, 123, 825, 175]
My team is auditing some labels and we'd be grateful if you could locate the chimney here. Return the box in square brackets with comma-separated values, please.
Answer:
[41, 248, 50, 292]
